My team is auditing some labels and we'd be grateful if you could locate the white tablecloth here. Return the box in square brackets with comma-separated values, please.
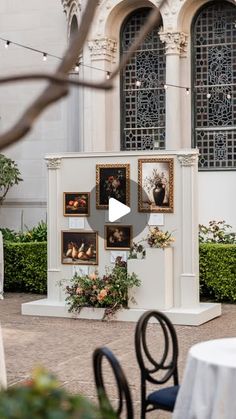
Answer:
[173, 338, 236, 419]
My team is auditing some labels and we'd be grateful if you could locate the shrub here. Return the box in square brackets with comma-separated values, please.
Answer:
[0, 368, 115, 419]
[4, 241, 47, 294]
[0, 221, 47, 243]
[199, 220, 236, 244]
[199, 243, 236, 302]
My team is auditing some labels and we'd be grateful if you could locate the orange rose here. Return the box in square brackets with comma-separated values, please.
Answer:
[97, 289, 107, 301]
[89, 272, 97, 280]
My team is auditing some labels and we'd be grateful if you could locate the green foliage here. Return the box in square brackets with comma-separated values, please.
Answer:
[0, 154, 23, 204]
[0, 221, 47, 243]
[199, 220, 236, 244]
[199, 243, 236, 302]
[4, 241, 47, 294]
[0, 368, 115, 419]
[65, 258, 140, 319]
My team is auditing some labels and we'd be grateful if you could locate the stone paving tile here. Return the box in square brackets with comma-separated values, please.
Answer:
[0, 293, 236, 418]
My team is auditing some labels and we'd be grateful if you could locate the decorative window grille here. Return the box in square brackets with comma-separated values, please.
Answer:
[192, 1, 236, 170]
[120, 8, 166, 151]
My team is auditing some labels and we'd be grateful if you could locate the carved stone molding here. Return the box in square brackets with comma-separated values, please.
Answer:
[178, 154, 198, 167]
[88, 37, 117, 61]
[46, 158, 62, 170]
[61, 0, 81, 14]
[159, 31, 188, 56]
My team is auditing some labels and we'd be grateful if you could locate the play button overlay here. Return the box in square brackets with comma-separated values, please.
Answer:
[109, 198, 131, 222]
[87, 179, 150, 240]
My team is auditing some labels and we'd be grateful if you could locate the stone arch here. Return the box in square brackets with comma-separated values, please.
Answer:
[177, 0, 236, 33]
[70, 14, 79, 39]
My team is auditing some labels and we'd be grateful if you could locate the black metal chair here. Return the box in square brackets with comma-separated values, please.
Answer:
[93, 346, 134, 418]
[135, 310, 180, 418]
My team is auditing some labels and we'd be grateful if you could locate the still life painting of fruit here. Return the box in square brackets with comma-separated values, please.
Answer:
[64, 192, 90, 216]
[62, 231, 98, 265]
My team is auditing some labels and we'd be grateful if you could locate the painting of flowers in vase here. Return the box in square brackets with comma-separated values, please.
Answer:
[138, 158, 174, 213]
[96, 164, 130, 209]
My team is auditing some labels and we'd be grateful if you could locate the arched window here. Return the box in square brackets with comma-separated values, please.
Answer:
[70, 15, 78, 39]
[192, 1, 236, 170]
[120, 8, 165, 151]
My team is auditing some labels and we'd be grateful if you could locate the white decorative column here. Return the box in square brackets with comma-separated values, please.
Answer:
[45, 157, 62, 302]
[178, 153, 199, 308]
[160, 31, 188, 150]
[88, 38, 117, 151]
[0, 232, 4, 299]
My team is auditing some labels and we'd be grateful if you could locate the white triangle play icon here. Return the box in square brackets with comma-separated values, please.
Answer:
[108, 198, 131, 222]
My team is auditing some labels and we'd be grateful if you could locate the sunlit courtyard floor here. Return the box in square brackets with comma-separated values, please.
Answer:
[0, 293, 235, 418]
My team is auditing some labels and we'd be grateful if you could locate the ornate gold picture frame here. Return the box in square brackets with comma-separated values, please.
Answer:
[61, 230, 98, 265]
[96, 164, 130, 209]
[105, 225, 132, 250]
[138, 158, 174, 213]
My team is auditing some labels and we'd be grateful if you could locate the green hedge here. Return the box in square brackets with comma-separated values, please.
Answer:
[200, 243, 236, 302]
[4, 241, 47, 294]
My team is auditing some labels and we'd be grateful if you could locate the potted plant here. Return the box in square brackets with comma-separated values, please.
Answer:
[64, 258, 140, 320]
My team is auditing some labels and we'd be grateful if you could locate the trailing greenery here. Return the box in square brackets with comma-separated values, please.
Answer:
[0, 221, 47, 243]
[0, 368, 115, 419]
[199, 220, 236, 244]
[4, 241, 47, 294]
[0, 154, 23, 205]
[199, 243, 236, 302]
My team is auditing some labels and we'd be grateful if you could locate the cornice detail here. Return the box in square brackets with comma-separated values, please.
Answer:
[88, 37, 117, 61]
[46, 157, 62, 170]
[178, 154, 198, 167]
[159, 31, 188, 56]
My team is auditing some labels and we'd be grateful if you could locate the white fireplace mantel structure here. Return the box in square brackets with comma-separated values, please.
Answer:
[22, 150, 221, 325]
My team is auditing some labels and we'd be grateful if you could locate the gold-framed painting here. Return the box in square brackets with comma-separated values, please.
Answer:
[96, 164, 130, 209]
[138, 158, 174, 213]
[104, 225, 132, 250]
[61, 231, 98, 265]
[63, 192, 90, 217]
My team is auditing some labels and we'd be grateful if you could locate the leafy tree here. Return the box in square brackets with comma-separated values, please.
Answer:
[0, 154, 23, 205]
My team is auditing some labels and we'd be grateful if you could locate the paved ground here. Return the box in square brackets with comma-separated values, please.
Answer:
[0, 294, 236, 418]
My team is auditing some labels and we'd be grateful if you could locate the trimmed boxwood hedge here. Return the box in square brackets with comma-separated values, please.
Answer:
[200, 243, 236, 302]
[4, 241, 47, 294]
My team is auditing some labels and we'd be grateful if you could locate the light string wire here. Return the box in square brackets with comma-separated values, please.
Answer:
[0, 36, 233, 98]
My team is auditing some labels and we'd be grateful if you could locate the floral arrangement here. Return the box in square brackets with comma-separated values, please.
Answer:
[103, 170, 125, 203]
[143, 169, 168, 194]
[0, 368, 114, 419]
[146, 226, 175, 249]
[65, 258, 140, 319]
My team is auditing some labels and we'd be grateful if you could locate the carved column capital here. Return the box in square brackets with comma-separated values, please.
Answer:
[159, 31, 188, 56]
[88, 37, 117, 61]
[178, 154, 198, 167]
[46, 157, 62, 170]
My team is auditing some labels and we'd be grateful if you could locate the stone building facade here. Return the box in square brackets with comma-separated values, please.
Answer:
[0, 0, 235, 229]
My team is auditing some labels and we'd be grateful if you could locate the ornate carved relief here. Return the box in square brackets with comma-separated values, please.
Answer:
[46, 158, 62, 170]
[159, 30, 188, 55]
[178, 154, 198, 167]
[88, 37, 117, 61]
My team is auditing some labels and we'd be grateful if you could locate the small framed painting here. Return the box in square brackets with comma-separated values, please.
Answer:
[96, 164, 130, 209]
[105, 225, 132, 250]
[138, 158, 174, 213]
[61, 231, 98, 265]
[63, 192, 90, 217]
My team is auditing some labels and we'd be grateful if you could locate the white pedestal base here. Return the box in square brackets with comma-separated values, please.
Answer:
[21, 299, 221, 326]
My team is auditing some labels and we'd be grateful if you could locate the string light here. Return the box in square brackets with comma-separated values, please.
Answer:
[106, 71, 111, 80]
[185, 88, 190, 95]
[5, 40, 10, 49]
[164, 84, 168, 90]
[207, 93, 211, 99]
[43, 53, 47, 62]
[227, 93, 231, 99]
[136, 80, 141, 87]
[75, 63, 79, 72]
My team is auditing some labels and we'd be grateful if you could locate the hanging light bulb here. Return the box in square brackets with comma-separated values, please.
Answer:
[164, 84, 168, 90]
[185, 88, 190, 95]
[227, 93, 231, 99]
[75, 63, 79, 72]
[136, 80, 141, 87]
[5, 40, 10, 49]
[43, 53, 47, 62]
[106, 71, 111, 80]
[207, 92, 211, 99]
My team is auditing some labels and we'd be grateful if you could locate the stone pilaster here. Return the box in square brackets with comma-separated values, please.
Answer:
[159, 31, 188, 57]
[88, 37, 117, 62]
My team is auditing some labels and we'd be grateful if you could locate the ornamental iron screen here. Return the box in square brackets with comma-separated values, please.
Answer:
[120, 8, 166, 151]
[193, 1, 236, 170]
